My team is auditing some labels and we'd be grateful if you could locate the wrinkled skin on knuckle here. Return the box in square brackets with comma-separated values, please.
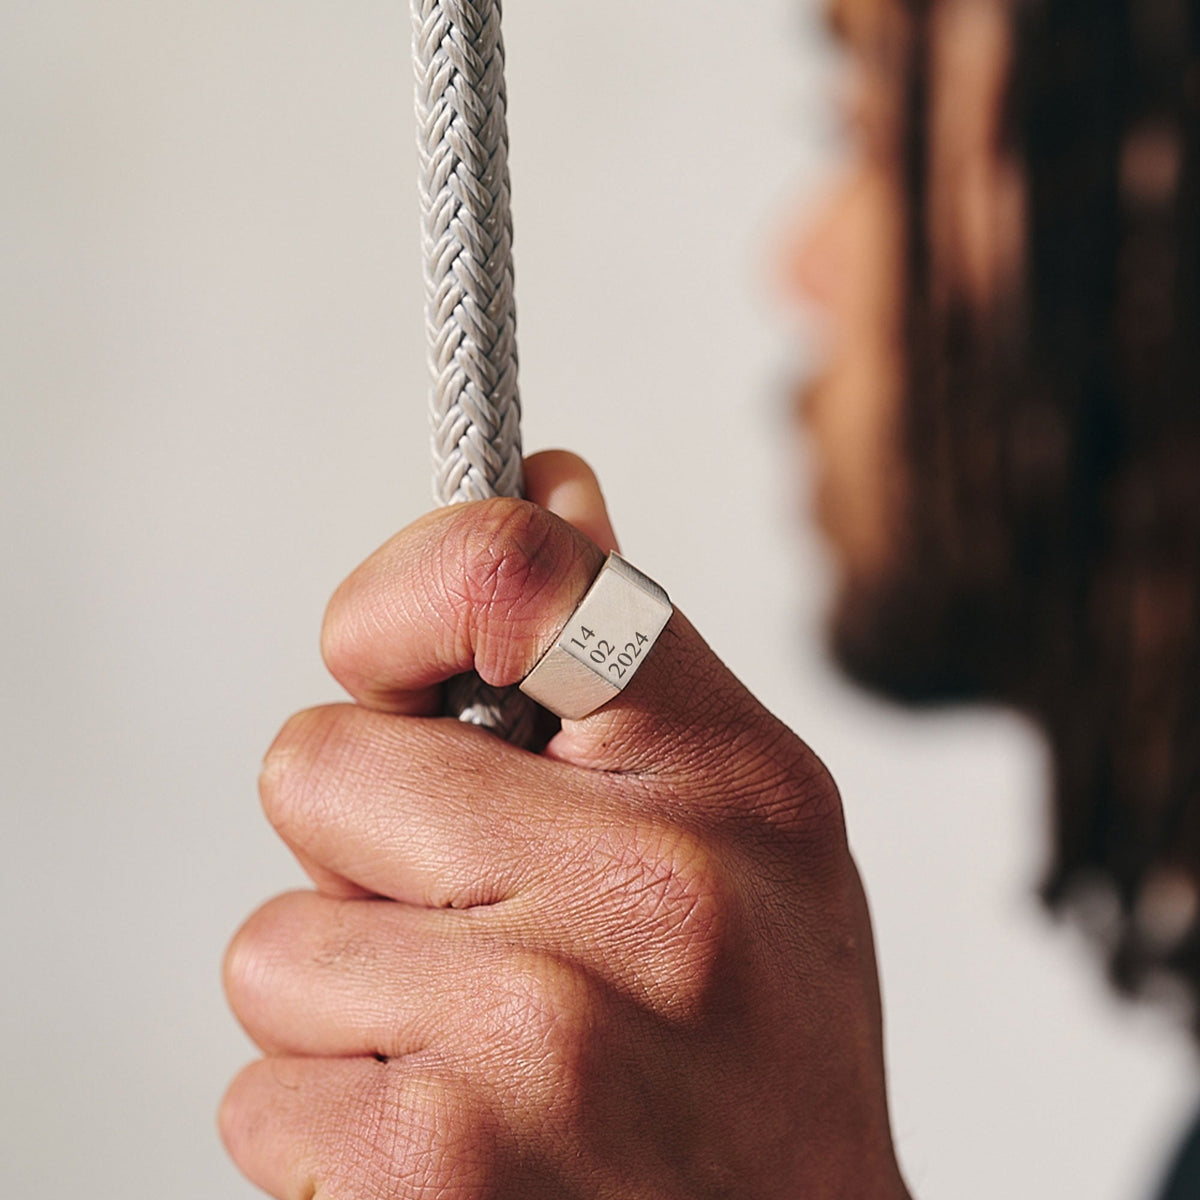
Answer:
[448, 499, 559, 611]
[224, 892, 377, 1055]
[306, 896, 386, 973]
[605, 634, 847, 850]
[570, 821, 731, 1020]
[754, 765, 853, 909]
[684, 703, 848, 864]
[323, 1066, 505, 1200]
[285, 893, 385, 982]
[319, 558, 411, 703]
[317, 511, 460, 703]
[221, 1049, 511, 1200]
[739, 730, 848, 859]
[440, 499, 588, 684]
[467, 952, 603, 1117]
[259, 706, 359, 846]
[583, 624, 733, 771]
[220, 1059, 330, 1200]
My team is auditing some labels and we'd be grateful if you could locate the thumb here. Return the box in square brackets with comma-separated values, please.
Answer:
[524, 450, 621, 555]
[322, 461, 823, 814]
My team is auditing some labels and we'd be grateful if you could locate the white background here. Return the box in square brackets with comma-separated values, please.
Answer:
[2, 1, 1195, 1197]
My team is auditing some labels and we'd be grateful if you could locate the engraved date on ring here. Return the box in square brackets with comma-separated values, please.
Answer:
[569, 626, 652, 682]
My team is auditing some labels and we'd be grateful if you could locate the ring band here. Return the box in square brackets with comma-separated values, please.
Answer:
[519, 552, 673, 720]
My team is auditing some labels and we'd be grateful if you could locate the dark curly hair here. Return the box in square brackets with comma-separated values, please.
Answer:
[892, 0, 1200, 1019]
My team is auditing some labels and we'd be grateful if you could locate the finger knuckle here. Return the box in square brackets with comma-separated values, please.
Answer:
[751, 739, 848, 859]
[308, 896, 382, 972]
[350, 1066, 499, 1200]
[320, 543, 390, 691]
[592, 822, 730, 1016]
[489, 952, 598, 1104]
[258, 706, 350, 842]
[693, 716, 847, 854]
[216, 1061, 252, 1162]
[222, 892, 303, 1031]
[222, 917, 266, 1024]
[217, 1059, 278, 1180]
[442, 498, 579, 649]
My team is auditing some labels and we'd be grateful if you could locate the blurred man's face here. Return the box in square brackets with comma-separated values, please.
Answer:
[787, 0, 1022, 694]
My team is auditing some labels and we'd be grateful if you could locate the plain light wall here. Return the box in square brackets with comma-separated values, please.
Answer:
[1, 1, 1195, 1197]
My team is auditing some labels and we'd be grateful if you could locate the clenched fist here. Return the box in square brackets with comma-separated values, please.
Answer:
[221, 451, 910, 1200]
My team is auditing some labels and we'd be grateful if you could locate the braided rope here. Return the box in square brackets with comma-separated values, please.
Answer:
[412, 0, 540, 745]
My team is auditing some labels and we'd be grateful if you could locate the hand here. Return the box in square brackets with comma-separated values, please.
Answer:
[221, 451, 910, 1200]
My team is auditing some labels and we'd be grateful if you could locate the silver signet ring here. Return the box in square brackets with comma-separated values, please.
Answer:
[518, 552, 673, 720]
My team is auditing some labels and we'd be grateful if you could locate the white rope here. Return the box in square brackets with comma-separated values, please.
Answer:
[412, 0, 540, 744]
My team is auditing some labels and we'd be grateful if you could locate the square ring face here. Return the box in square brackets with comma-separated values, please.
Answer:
[519, 553, 673, 720]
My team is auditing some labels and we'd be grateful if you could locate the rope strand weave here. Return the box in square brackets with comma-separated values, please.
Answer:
[412, 0, 540, 745]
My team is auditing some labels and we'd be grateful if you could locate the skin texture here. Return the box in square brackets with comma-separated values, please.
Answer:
[222, 451, 912, 1199]
[223, 1, 1022, 1194]
[790, 0, 1019, 609]
[786, 0, 910, 586]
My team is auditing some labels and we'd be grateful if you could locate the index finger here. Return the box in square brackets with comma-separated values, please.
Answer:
[321, 498, 820, 796]
[321, 500, 604, 714]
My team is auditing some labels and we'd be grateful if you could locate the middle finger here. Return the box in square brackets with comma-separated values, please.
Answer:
[260, 703, 613, 909]
[225, 891, 618, 1070]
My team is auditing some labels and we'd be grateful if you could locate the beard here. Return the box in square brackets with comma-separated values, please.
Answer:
[798, 370, 1025, 709]
[803, 406, 1017, 708]
[828, 557, 1004, 707]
